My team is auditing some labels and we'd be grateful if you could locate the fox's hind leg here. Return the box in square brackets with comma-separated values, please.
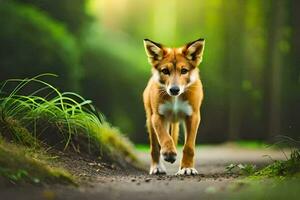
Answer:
[176, 112, 200, 175]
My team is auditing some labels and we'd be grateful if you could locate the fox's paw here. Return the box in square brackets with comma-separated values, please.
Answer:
[149, 162, 167, 175]
[162, 151, 177, 163]
[175, 168, 198, 176]
[161, 148, 177, 163]
[161, 140, 177, 163]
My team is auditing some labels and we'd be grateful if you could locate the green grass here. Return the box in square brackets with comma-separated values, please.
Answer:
[0, 74, 142, 183]
[248, 136, 300, 179]
[136, 141, 268, 152]
[234, 140, 268, 149]
[0, 138, 74, 184]
[135, 144, 150, 152]
[225, 148, 300, 178]
[250, 149, 300, 179]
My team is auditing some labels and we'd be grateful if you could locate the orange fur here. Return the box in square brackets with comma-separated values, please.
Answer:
[143, 38, 205, 175]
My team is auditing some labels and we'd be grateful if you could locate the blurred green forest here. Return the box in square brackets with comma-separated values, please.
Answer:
[0, 0, 299, 143]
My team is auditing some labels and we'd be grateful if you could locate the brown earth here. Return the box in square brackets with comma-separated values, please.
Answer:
[0, 145, 288, 200]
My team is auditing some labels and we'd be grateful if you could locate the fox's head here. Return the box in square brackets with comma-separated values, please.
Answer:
[143, 38, 205, 97]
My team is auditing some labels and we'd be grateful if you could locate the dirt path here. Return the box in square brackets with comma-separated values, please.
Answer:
[0, 145, 288, 200]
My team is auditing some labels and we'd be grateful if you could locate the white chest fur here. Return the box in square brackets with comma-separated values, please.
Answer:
[158, 97, 193, 120]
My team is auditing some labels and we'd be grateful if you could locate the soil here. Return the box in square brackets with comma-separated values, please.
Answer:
[0, 145, 288, 200]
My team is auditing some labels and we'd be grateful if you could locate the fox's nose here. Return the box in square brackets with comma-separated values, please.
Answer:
[169, 86, 180, 96]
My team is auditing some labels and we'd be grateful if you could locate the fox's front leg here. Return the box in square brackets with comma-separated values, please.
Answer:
[151, 114, 177, 163]
[176, 112, 200, 175]
[147, 117, 167, 175]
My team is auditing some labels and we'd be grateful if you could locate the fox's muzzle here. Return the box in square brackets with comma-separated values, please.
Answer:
[169, 86, 180, 96]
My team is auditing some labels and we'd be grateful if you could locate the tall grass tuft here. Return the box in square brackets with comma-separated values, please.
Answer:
[0, 74, 140, 167]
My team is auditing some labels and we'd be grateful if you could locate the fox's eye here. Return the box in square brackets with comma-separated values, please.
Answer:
[181, 68, 188, 74]
[161, 68, 170, 75]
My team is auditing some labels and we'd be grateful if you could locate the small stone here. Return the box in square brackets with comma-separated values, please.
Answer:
[131, 178, 136, 182]
[145, 178, 151, 182]
[88, 162, 96, 166]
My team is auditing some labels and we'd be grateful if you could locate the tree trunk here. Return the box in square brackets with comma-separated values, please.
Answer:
[263, 0, 286, 140]
[224, 0, 246, 140]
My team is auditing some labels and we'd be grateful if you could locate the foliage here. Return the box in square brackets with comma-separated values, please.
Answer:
[250, 137, 300, 178]
[226, 163, 257, 176]
[80, 25, 148, 140]
[12, 0, 91, 34]
[0, 0, 299, 143]
[0, 1, 81, 91]
[0, 74, 141, 168]
[226, 148, 300, 178]
[85, 0, 300, 142]
[252, 149, 300, 178]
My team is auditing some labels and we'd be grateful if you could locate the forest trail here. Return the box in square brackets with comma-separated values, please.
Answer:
[0, 145, 287, 200]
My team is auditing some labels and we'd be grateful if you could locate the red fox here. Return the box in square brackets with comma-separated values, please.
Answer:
[143, 38, 205, 175]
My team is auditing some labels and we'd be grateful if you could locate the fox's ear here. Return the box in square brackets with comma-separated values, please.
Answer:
[183, 38, 205, 65]
[143, 39, 164, 63]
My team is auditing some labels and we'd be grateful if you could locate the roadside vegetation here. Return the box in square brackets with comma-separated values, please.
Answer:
[226, 137, 300, 178]
[225, 137, 300, 199]
[0, 74, 141, 184]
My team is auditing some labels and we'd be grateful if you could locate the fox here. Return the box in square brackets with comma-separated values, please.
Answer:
[143, 38, 205, 175]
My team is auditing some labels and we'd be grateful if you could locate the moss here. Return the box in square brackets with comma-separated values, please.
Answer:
[89, 122, 144, 169]
[0, 139, 75, 185]
[0, 117, 39, 147]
